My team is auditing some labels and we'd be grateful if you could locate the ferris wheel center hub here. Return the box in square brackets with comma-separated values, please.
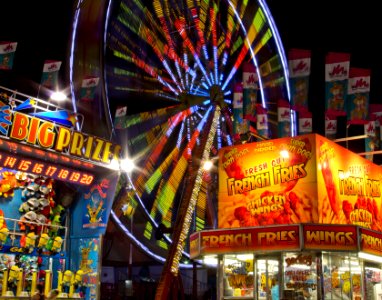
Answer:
[209, 85, 224, 106]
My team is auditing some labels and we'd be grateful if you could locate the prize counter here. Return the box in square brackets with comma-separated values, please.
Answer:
[0, 91, 121, 299]
[190, 133, 382, 300]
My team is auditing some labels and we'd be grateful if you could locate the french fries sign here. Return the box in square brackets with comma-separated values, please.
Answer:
[218, 133, 382, 230]
[189, 224, 361, 258]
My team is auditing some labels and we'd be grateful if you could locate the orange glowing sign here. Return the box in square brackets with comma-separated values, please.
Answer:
[303, 224, 358, 251]
[190, 224, 364, 258]
[3, 112, 121, 167]
[190, 232, 200, 258]
[189, 225, 301, 258]
[218, 133, 382, 230]
[360, 228, 382, 256]
[0, 151, 94, 186]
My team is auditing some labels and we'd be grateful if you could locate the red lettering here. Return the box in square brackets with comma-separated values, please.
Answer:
[10, 113, 29, 140]
[38, 123, 54, 148]
[27, 118, 40, 144]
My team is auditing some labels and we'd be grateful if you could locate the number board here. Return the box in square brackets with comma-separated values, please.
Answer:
[0, 151, 95, 186]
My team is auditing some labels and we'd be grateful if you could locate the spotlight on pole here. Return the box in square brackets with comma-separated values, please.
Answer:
[50, 91, 67, 101]
[120, 158, 135, 173]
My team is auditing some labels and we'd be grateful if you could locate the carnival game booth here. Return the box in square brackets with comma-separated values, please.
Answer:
[0, 88, 120, 299]
[190, 133, 382, 300]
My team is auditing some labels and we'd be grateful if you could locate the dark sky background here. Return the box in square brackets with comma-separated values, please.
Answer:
[0, 1, 74, 96]
[267, 1, 380, 98]
[267, 0, 380, 136]
[0, 1, 380, 129]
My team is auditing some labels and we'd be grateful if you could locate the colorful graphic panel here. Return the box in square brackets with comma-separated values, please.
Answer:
[316, 135, 382, 230]
[218, 134, 317, 228]
[218, 134, 382, 231]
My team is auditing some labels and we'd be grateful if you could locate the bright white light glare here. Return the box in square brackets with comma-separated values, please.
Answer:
[236, 254, 253, 261]
[280, 150, 289, 159]
[203, 256, 218, 266]
[109, 158, 120, 170]
[203, 160, 213, 171]
[286, 264, 310, 270]
[350, 260, 360, 266]
[120, 158, 135, 173]
[224, 258, 237, 266]
[339, 266, 361, 272]
[359, 252, 382, 263]
[50, 91, 67, 101]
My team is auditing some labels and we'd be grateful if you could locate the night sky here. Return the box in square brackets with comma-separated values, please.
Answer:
[267, 1, 381, 101]
[0, 0, 380, 133]
[0, 1, 74, 96]
[267, 0, 381, 137]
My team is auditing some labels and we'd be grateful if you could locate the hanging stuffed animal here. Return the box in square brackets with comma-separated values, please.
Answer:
[46, 236, 63, 253]
[37, 233, 50, 249]
[18, 211, 38, 231]
[0, 227, 9, 244]
[20, 232, 37, 253]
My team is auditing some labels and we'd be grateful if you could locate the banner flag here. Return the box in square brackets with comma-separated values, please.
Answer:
[242, 62, 258, 123]
[233, 82, 248, 138]
[41, 60, 62, 89]
[80, 76, 100, 101]
[364, 120, 376, 162]
[256, 104, 269, 139]
[370, 104, 382, 157]
[0, 42, 17, 70]
[298, 109, 312, 134]
[288, 49, 311, 112]
[114, 106, 128, 129]
[277, 99, 291, 137]
[325, 112, 337, 140]
[346, 68, 370, 124]
[325, 52, 350, 116]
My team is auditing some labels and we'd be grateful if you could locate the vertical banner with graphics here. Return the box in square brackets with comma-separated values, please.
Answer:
[325, 113, 337, 140]
[256, 104, 269, 138]
[233, 83, 248, 138]
[298, 110, 312, 134]
[114, 106, 128, 129]
[346, 68, 370, 124]
[364, 120, 376, 161]
[325, 52, 350, 117]
[288, 49, 311, 112]
[242, 62, 258, 123]
[41, 60, 62, 90]
[0, 42, 17, 70]
[80, 77, 99, 101]
[277, 99, 291, 137]
[370, 104, 382, 155]
[71, 170, 120, 238]
[69, 237, 101, 300]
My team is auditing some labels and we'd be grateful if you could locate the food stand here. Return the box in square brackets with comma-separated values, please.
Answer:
[190, 133, 382, 300]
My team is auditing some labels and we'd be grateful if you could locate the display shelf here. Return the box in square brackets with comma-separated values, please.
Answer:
[1, 216, 67, 255]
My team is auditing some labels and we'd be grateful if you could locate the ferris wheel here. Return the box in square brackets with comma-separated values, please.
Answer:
[71, 0, 290, 295]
